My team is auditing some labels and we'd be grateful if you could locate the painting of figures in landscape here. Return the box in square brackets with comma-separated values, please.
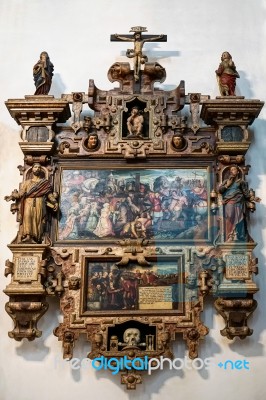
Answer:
[58, 168, 209, 241]
[85, 260, 182, 312]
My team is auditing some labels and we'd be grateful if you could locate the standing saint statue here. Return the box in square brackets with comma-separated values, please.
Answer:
[218, 165, 260, 242]
[33, 51, 54, 95]
[215, 51, 239, 96]
[4, 163, 58, 243]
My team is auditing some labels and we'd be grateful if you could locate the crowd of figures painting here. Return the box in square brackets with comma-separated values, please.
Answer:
[58, 169, 208, 241]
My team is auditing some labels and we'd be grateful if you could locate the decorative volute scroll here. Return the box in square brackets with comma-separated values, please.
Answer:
[3, 28, 264, 389]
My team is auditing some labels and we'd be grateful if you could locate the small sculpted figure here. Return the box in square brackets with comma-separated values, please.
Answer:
[186, 274, 198, 289]
[33, 51, 54, 95]
[219, 165, 260, 242]
[4, 163, 58, 243]
[172, 133, 184, 150]
[83, 116, 92, 133]
[86, 132, 99, 150]
[127, 106, 144, 137]
[216, 51, 239, 96]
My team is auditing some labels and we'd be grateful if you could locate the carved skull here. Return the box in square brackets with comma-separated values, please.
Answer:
[123, 328, 141, 346]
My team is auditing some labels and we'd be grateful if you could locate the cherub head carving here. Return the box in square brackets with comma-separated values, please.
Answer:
[86, 132, 99, 150]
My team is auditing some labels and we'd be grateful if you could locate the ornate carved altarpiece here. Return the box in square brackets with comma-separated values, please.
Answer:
[3, 27, 264, 389]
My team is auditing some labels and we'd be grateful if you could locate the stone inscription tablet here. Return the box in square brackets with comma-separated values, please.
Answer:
[14, 256, 39, 281]
[225, 254, 249, 280]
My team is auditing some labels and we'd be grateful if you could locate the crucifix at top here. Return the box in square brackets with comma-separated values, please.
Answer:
[111, 26, 167, 82]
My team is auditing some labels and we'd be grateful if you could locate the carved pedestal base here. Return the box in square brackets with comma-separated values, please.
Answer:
[5, 297, 48, 341]
[4, 244, 49, 340]
[214, 297, 257, 339]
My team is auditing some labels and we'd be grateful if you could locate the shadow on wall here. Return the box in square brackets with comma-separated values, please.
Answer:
[237, 70, 254, 99]
[51, 73, 67, 99]
[121, 49, 181, 61]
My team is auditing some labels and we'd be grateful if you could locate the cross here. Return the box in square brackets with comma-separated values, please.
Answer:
[191, 171, 204, 180]
[111, 26, 167, 82]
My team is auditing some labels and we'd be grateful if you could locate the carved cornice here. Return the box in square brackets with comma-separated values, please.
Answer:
[5, 95, 71, 126]
[201, 97, 264, 126]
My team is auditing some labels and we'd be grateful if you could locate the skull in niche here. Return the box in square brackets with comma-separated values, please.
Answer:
[123, 328, 141, 346]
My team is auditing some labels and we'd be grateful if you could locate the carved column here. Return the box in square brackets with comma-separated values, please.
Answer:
[4, 96, 71, 340]
[201, 97, 263, 339]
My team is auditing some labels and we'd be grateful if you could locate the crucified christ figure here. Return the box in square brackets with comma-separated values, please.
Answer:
[114, 31, 164, 81]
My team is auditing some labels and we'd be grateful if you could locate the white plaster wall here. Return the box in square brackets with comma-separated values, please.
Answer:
[0, 1, 266, 399]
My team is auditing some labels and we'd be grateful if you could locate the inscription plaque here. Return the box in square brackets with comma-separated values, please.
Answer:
[14, 256, 39, 281]
[139, 286, 173, 309]
[225, 254, 249, 280]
